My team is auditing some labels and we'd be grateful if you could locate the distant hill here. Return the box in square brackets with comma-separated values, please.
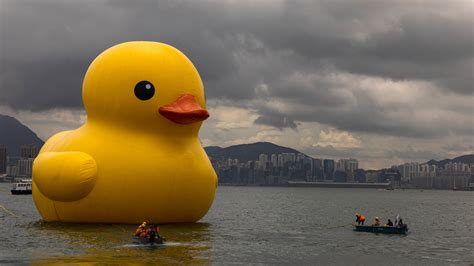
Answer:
[204, 142, 308, 162]
[0, 114, 44, 156]
[426, 154, 474, 168]
[203, 146, 222, 155]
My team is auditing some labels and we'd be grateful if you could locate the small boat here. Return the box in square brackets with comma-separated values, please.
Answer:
[11, 179, 32, 195]
[133, 234, 166, 245]
[353, 224, 408, 234]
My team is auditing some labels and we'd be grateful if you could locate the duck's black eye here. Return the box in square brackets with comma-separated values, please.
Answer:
[134, 81, 155, 101]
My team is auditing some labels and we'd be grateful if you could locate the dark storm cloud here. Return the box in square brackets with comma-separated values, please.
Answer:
[0, 0, 472, 139]
[0, 0, 240, 110]
[254, 108, 297, 129]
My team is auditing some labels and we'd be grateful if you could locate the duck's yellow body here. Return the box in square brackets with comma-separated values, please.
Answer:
[32, 42, 217, 223]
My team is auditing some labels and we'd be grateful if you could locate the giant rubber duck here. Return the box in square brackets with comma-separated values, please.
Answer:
[32, 41, 217, 223]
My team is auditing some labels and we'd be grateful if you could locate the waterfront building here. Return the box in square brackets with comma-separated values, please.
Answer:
[399, 162, 420, 182]
[394, 160, 473, 189]
[271, 154, 278, 168]
[277, 154, 284, 167]
[335, 160, 344, 172]
[345, 159, 358, 173]
[302, 157, 313, 181]
[21, 145, 38, 158]
[312, 159, 323, 180]
[365, 170, 379, 183]
[0, 145, 6, 174]
[258, 154, 268, 170]
[337, 158, 359, 174]
[323, 159, 335, 180]
[354, 169, 366, 183]
[289, 153, 296, 163]
[18, 158, 34, 178]
[6, 165, 19, 177]
[296, 153, 305, 162]
[419, 163, 436, 177]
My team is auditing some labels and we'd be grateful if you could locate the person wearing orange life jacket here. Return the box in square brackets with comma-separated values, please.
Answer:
[134, 222, 147, 237]
[355, 213, 366, 225]
[139, 228, 149, 238]
[134, 227, 142, 236]
[355, 213, 361, 223]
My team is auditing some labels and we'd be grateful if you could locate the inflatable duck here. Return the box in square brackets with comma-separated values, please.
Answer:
[32, 41, 218, 223]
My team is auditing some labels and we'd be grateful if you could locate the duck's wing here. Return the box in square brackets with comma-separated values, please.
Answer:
[33, 151, 97, 202]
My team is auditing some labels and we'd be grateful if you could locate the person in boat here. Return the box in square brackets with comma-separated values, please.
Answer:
[355, 213, 366, 225]
[134, 222, 147, 237]
[386, 219, 393, 227]
[372, 217, 380, 226]
[147, 225, 157, 241]
[398, 218, 404, 227]
[139, 228, 149, 238]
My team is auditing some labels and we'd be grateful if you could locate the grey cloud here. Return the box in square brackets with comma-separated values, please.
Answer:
[0, 0, 240, 110]
[254, 108, 297, 129]
[304, 145, 362, 159]
[0, 0, 472, 141]
[384, 145, 441, 162]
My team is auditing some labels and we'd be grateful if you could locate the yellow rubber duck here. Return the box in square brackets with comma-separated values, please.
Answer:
[32, 41, 218, 224]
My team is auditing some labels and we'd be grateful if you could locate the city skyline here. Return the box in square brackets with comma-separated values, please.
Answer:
[3, 141, 472, 190]
[0, 144, 37, 178]
[212, 149, 472, 189]
[1, 1, 473, 169]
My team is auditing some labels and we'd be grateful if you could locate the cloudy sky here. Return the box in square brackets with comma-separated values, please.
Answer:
[0, 0, 473, 169]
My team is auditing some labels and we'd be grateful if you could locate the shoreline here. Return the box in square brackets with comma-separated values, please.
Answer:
[218, 182, 473, 191]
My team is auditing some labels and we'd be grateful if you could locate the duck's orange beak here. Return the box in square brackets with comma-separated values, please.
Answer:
[159, 94, 209, 124]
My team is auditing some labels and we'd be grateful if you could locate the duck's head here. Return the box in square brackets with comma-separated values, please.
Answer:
[83, 41, 209, 135]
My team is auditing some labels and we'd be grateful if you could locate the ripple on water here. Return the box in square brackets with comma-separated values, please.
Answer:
[1, 185, 473, 264]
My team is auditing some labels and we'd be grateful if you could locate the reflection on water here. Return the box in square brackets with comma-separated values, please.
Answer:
[27, 222, 212, 264]
[1, 184, 474, 264]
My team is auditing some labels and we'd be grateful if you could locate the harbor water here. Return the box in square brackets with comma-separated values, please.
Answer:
[0, 183, 473, 264]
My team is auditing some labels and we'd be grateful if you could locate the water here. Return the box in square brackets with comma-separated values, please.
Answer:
[0, 184, 473, 265]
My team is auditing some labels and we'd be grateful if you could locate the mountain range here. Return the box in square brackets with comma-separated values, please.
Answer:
[205, 142, 308, 162]
[0, 114, 472, 167]
[425, 154, 474, 168]
[0, 114, 44, 156]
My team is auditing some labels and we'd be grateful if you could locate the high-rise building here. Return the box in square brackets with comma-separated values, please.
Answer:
[335, 160, 344, 171]
[18, 158, 34, 178]
[312, 158, 322, 169]
[323, 159, 335, 180]
[312, 159, 323, 180]
[6, 165, 19, 177]
[336, 158, 359, 173]
[271, 154, 278, 168]
[258, 154, 268, 170]
[345, 159, 359, 173]
[398, 162, 420, 182]
[296, 153, 305, 162]
[0, 145, 6, 174]
[21, 145, 38, 158]
[277, 154, 284, 167]
[289, 153, 296, 163]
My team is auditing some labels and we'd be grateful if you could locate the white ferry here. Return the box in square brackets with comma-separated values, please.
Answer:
[11, 179, 32, 195]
